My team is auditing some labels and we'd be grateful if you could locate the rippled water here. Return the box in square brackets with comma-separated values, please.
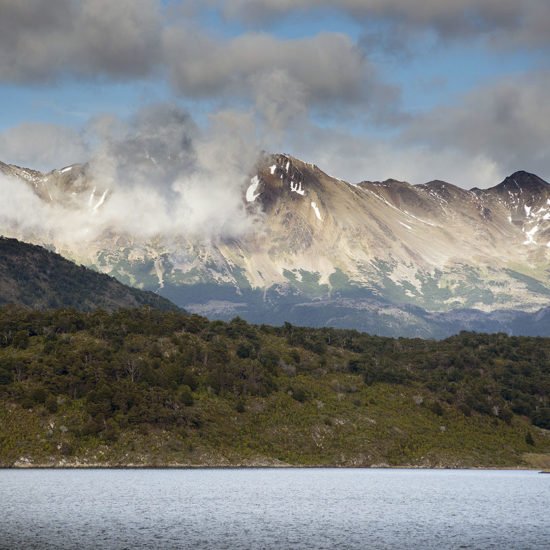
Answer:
[0, 468, 548, 549]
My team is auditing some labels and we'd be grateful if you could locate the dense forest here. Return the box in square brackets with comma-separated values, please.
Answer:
[0, 306, 549, 467]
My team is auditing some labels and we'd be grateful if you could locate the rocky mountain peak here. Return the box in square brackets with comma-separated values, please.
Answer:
[492, 170, 549, 195]
[246, 154, 332, 221]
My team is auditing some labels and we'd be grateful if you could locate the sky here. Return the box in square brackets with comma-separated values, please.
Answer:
[1, 0, 550, 189]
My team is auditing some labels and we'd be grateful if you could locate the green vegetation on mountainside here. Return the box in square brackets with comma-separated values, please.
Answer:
[0, 236, 177, 312]
[0, 307, 548, 467]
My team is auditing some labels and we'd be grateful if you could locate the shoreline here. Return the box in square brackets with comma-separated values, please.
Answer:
[0, 464, 545, 471]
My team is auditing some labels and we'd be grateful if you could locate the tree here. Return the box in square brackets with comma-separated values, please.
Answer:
[177, 385, 194, 407]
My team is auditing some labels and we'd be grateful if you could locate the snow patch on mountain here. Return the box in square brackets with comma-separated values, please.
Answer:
[523, 225, 539, 245]
[310, 201, 322, 221]
[290, 180, 305, 196]
[246, 176, 261, 202]
[154, 257, 165, 289]
[94, 190, 108, 212]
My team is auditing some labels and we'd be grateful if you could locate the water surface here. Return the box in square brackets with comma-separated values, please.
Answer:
[1, 468, 548, 549]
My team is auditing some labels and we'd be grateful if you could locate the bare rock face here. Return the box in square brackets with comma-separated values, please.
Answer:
[2, 153, 550, 337]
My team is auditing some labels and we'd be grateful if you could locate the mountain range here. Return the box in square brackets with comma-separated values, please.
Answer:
[1, 154, 550, 337]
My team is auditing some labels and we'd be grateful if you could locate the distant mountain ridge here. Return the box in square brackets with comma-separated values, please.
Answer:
[1, 154, 550, 337]
[0, 237, 177, 312]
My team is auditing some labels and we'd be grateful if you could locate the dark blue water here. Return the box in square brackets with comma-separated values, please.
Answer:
[0, 469, 548, 549]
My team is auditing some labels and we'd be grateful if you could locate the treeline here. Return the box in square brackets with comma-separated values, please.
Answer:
[0, 306, 548, 444]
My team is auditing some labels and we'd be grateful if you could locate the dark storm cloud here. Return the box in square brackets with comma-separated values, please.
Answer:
[164, 30, 365, 101]
[0, 0, 163, 82]
[163, 29, 400, 126]
[217, 0, 550, 50]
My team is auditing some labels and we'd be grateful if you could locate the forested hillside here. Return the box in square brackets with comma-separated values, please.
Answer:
[0, 307, 549, 468]
[0, 237, 177, 312]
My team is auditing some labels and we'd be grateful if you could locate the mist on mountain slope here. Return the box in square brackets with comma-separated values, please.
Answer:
[0, 103, 264, 245]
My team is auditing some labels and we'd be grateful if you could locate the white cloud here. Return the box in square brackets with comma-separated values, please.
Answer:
[0, 104, 261, 246]
[403, 71, 550, 179]
[289, 123, 504, 188]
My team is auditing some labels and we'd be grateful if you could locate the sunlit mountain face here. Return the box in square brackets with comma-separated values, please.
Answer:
[2, 154, 550, 338]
